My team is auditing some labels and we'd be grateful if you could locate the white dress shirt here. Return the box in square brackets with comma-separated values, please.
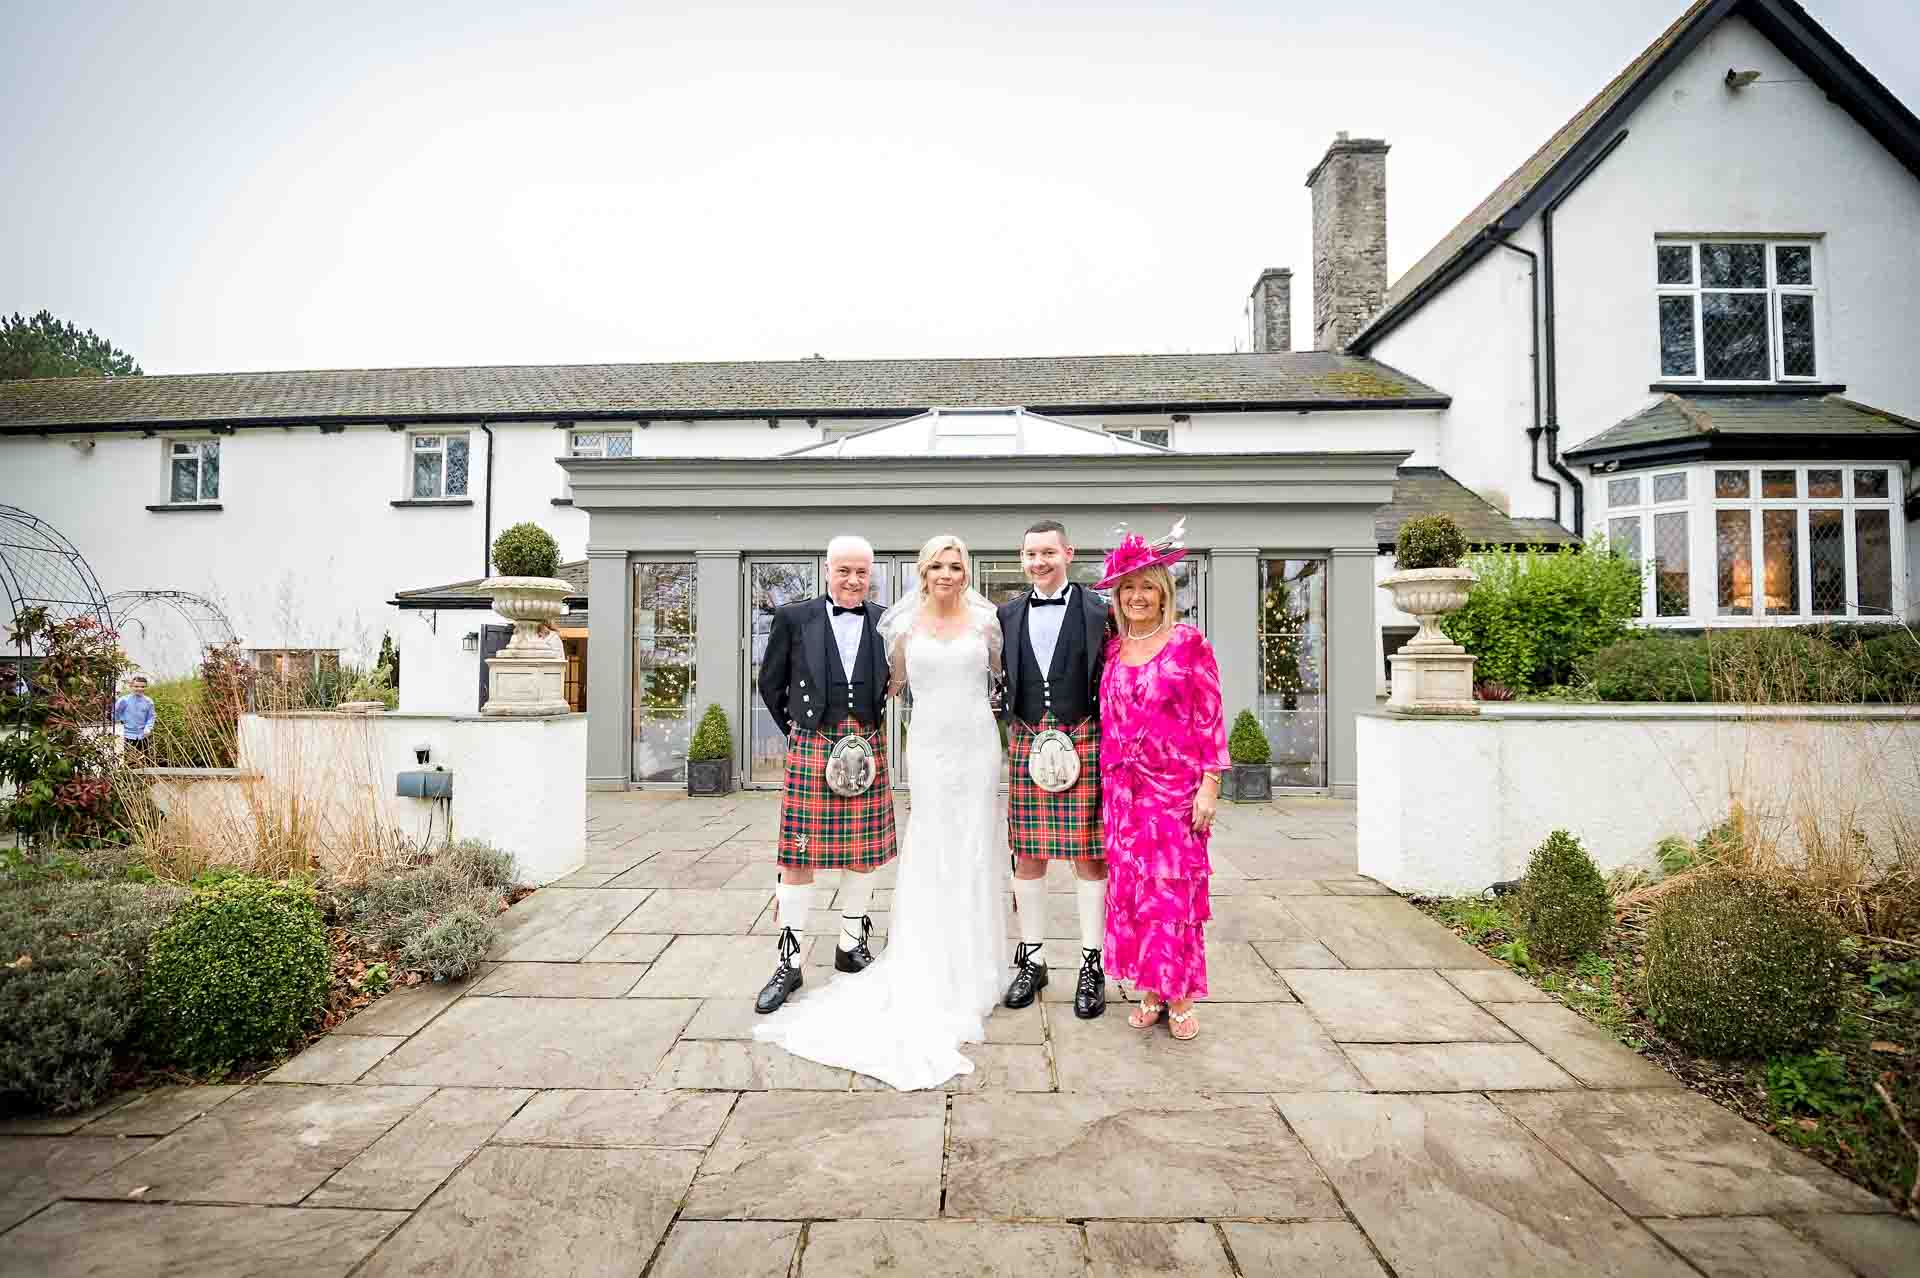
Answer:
[828, 601, 865, 680]
[1026, 583, 1072, 677]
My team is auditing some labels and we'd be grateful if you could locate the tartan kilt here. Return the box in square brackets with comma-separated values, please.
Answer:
[777, 718, 899, 871]
[1007, 715, 1104, 862]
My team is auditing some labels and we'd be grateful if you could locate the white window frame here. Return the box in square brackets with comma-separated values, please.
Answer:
[1105, 424, 1173, 448]
[1604, 469, 1692, 622]
[406, 430, 471, 500]
[1653, 238, 1821, 384]
[1603, 461, 1907, 625]
[164, 437, 221, 504]
[566, 427, 634, 459]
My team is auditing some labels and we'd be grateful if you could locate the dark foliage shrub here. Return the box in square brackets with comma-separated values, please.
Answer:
[1578, 636, 1710, 702]
[1227, 710, 1270, 765]
[1394, 515, 1467, 570]
[1473, 680, 1516, 701]
[142, 877, 329, 1069]
[1859, 631, 1920, 703]
[1644, 871, 1845, 1057]
[1516, 830, 1610, 961]
[490, 522, 560, 578]
[0, 882, 186, 1113]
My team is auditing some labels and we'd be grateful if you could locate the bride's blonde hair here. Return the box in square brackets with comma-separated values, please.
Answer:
[914, 534, 972, 596]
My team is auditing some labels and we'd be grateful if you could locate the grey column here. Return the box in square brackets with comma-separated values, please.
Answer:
[695, 550, 744, 772]
[1327, 546, 1378, 797]
[1207, 548, 1260, 734]
[585, 548, 631, 790]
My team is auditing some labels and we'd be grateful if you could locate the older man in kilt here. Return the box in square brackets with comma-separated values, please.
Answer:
[998, 519, 1111, 1019]
[754, 535, 898, 1014]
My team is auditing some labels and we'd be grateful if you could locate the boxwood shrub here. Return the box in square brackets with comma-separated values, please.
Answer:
[490, 522, 560, 578]
[1227, 709, 1270, 765]
[0, 881, 186, 1113]
[1516, 830, 1610, 961]
[1643, 871, 1844, 1057]
[1578, 636, 1710, 702]
[1393, 515, 1467, 570]
[142, 876, 330, 1070]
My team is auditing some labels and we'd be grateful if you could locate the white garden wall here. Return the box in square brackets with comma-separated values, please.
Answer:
[1358, 704, 1920, 895]
[237, 710, 587, 884]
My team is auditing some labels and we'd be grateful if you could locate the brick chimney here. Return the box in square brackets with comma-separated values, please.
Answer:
[1306, 132, 1389, 350]
[1247, 268, 1292, 353]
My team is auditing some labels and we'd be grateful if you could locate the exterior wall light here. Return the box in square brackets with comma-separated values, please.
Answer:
[1725, 68, 1761, 89]
[462, 631, 480, 652]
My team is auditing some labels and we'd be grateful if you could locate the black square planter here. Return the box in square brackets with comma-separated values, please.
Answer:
[1227, 763, 1272, 803]
[687, 758, 734, 796]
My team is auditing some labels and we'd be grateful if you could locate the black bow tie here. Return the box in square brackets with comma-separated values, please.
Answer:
[1028, 595, 1067, 608]
[831, 603, 866, 617]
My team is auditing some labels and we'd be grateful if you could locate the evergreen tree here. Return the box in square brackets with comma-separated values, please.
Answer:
[1, 310, 142, 380]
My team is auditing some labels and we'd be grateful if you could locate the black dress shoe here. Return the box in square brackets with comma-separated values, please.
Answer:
[834, 915, 875, 973]
[754, 928, 804, 1014]
[1074, 948, 1107, 1020]
[1003, 943, 1048, 1009]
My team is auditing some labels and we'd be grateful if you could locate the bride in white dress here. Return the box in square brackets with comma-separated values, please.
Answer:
[754, 534, 1010, 1090]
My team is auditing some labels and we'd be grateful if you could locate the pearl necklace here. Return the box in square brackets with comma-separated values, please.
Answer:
[1122, 618, 1168, 642]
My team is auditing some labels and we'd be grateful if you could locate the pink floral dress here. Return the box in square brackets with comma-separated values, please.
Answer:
[1099, 624, 1230, 1001]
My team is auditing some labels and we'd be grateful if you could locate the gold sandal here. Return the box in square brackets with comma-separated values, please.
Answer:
[1168, 1007, 1199, 1041]
[1128, 997, 1166, 1030]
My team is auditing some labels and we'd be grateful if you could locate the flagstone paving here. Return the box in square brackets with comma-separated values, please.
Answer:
[4, 790, 1915, 1276]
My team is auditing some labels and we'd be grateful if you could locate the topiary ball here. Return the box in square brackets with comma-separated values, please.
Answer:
[490, 522, 561, 579]
[141, 877, 330, 1070]
[1227, 709, 1270, 765]
[1516, 829, 1610, 961]
[688, 703, 733, 762]
[1643, 871, 1844, 1058]
[1394, 515, 1468, 571]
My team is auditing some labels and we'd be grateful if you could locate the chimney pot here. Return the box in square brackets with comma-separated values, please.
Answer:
[1305, 134, 1390, 350]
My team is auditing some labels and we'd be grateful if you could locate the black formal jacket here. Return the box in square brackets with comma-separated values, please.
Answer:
[996, 585, 1110, 726]
[758, 595, 890, 735]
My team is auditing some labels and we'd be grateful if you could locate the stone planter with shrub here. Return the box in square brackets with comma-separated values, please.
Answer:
[1379, 514, 1478, 713]
[481, 522, 571, 717]
[1223, 708, 1272, 803]
[687, 704, 735, 796]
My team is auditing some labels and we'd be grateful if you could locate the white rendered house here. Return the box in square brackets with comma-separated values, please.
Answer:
[2, 0, 1916, 794]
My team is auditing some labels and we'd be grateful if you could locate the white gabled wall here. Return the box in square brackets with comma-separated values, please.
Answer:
[1371, 13, 1920, 540]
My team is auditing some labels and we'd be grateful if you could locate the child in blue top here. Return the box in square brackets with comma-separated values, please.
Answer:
[113, 674, 156, 757]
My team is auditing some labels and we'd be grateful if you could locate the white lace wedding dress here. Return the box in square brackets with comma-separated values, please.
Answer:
[753, 613, 1009, 1091]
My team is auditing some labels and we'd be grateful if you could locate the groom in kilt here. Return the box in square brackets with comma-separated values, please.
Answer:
[754, 535, 897, 1014]
[998, 519, 1111, 1019]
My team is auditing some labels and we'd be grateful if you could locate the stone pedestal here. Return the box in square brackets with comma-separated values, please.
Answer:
[484, 655, 570, 717]
[1379, 567, 1479, 716]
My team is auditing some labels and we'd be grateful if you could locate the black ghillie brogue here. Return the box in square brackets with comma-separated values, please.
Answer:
[754, 927, 804, 1014]
[834, 914, 876, 973]
[1003, 942, 1049, 1009]
[1074, 948, 1107, 1019]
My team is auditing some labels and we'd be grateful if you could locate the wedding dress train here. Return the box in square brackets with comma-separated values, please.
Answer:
[753, 623, 1009, 1090]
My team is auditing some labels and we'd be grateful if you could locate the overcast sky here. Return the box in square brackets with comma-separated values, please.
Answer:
[4, 0, 1916, 375]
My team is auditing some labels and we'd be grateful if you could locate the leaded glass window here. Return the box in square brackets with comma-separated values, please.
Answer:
[409, 432, 470, 499]
[1654, 512, 1689, 618]
[570, 429, 635, 458]
[1808, 509, 1846, 616]
[168, 440, 219, 503]
[1654, 239, 1818, 382]
[1717, 509, 1753, 616]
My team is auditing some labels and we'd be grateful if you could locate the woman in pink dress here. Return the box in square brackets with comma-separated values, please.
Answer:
[1096, 525, 1228, 1041]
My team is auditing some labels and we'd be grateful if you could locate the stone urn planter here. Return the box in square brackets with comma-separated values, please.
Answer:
[480, 575, 572, 717]
[1378, 566, 1479, 714]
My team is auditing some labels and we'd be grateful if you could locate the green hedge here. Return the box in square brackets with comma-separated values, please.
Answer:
[1441, 541, 1643, 690]
[1576, 627, 1920, 704]
[0, 882, 186, 1113]
[1578, 636, 1710, 702]
[142, 876, 330, 1069]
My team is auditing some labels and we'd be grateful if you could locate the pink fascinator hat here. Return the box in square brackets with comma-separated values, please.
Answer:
[1095, 518, 1188, 589]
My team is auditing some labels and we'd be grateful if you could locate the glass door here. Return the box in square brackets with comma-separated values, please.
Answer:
[631, 561, 697, 784]
[976, 555, 1206, 631]
[746, 560, 817, 786]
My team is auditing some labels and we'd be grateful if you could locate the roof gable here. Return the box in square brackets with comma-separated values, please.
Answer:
[1351, 0, 1920, 352]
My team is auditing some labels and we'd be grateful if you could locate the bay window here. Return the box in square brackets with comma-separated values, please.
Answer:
[1605, 463, 1904, 623]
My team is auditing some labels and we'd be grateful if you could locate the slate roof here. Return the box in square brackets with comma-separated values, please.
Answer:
[1376, 468, 1576, 550]
[1564, 394, 1920, 461]
[1351, 0, 1920, 352]
[393, 560, 589, 607]
[0, 351, 1446, 433]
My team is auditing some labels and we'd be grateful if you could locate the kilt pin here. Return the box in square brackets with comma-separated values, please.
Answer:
[1006, 715, 1103, 861]
[777, 717, 898, 871]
